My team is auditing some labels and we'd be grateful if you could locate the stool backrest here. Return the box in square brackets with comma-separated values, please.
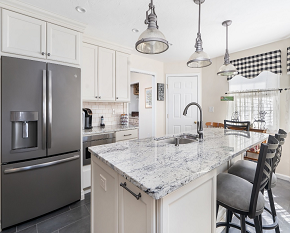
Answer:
[248, 143, 269, 219]
[273, 129, 287, 172]
[224, 120, 250, 131]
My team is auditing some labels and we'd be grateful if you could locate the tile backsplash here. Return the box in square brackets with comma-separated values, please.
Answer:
[83, 102, 127, 126]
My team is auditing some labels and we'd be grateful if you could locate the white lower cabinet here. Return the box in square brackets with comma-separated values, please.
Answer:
[115, 129, 138, 142]
[118, 176, 155, 233]
[91, 156, 154, 233]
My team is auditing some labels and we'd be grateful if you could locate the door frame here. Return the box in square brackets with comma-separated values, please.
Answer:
[130, 68, 156, 138]
[166, 73, 202, 134]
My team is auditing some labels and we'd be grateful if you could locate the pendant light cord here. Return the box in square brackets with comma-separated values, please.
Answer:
[198, 0, 201, 34]
[226, 24, 228, 52]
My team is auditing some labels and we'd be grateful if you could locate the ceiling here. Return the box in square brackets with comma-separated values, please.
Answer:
[20, 0, 290, 62]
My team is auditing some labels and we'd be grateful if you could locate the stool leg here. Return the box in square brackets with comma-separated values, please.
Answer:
[240, 215, 246, 233]
[216, 204, 219, 219]
[254, 216, 262, 233]
[268, 189, 280, 233]
[258, 214, 262, 230]
[226, 209, 232, 233]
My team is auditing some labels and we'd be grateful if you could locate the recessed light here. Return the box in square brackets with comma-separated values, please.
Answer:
[132, 28, 139, 33]
[75, 6, 86, 13]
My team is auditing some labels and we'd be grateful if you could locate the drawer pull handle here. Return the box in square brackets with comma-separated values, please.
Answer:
[120, 182, 141, 200]
[124, 134, 132, 136]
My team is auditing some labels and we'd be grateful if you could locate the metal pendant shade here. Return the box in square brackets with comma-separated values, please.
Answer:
[217, 20, 238, 77]
[135, 0, 169, 54]
[187, 0, 212, 68]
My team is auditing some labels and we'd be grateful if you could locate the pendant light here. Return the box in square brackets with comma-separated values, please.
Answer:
[217, 20, 238, 77]
[187, 0, 212, 68]
[135, 0, 169, 54]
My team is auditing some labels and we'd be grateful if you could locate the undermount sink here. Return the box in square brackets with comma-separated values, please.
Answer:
[162, 138, 195, 145]
[179, 134, 199, 140]
[155, 134, 199, 146]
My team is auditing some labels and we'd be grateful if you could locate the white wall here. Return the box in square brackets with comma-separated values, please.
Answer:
[201, 38, 290, 178]
[131, 72, 153, 139]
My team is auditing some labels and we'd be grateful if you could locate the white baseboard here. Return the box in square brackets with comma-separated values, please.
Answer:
[275, 173, 290, 182]
[81, 190, 85, 200]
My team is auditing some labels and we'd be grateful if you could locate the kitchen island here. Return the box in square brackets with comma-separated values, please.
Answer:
[89, 128, 268, 233]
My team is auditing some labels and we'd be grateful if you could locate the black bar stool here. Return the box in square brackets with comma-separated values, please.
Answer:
[228, 130, 287, 232]
[216, 143, 270, 233]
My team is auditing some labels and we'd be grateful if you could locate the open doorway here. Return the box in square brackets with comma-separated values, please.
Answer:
[129, 72, 155, 139]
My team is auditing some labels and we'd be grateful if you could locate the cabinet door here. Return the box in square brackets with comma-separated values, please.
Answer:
[47, 23, 80, 65]
[118, 176, 155, 233]
[98, 47, 116, 101]
[2, 9, 46, 59]
[81, 43, 98, 101]
[116, 52, 130, 102]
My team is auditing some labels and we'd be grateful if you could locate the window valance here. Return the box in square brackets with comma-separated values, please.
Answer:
[230, 50, 282, 79]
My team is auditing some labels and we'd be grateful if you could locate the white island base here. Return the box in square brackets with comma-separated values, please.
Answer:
[91, 155, 234, 233]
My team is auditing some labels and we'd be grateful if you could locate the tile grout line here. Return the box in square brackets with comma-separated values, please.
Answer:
[55, 215, 90, 233]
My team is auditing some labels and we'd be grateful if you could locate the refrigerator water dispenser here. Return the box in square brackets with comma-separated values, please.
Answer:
[10, 111, 38, 150]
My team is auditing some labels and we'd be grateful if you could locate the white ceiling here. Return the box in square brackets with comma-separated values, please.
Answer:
[20, 0, 290, 62]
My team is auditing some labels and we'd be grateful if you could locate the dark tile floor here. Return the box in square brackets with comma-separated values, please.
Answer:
[2, 179, 290, 233]
[221, 179, 290, 232]
[2, 193, 91, 233]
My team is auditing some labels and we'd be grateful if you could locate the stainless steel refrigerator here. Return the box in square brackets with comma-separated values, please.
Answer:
[1, 56, 81, 229]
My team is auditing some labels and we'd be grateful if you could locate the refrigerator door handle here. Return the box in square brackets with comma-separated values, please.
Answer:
[47, 70, 52, 149]
[4, 155, 79, 174]
[43, 70, 47, 149]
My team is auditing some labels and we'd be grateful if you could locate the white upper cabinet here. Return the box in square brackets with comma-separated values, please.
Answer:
[2, 9, 46, 59]
[47, 23, 80, 65]
[116, 52, 130, 102]
[81, 43, 98, 101]
[1, 9, 81, 65]
[98, 47, 116, 101]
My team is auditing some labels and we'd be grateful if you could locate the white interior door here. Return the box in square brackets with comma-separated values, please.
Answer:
[167, 76, 198, 134]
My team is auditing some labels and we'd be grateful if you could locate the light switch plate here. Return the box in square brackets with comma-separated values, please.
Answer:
[209, 106, 214, 113]
[100, 174, 107, 191]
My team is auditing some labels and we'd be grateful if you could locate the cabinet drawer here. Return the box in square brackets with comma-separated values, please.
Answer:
[116, 129, 138, 141]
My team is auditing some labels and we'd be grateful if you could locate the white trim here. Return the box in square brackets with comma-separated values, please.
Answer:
[275, 173, 290, 182]
[130, 68, 156, 138]
[83, 35, 131, 55]
[165, 73, 202, 134]
[0, 0, 87, 32]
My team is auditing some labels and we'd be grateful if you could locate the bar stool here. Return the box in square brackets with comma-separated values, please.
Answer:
[224, 120, 251, 131]
[228, 130, 286, 232]
[216, 143, 270, 233]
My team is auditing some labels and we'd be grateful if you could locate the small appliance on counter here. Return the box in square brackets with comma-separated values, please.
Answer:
[131, 111, 139, 117]
[83, 108, 93, 129]
[120, 114, 129, 125]
[100, 116, 105, 127]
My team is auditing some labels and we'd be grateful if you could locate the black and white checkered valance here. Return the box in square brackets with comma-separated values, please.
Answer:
[230, 50, 282, 79]
[287, 47, 290, 74]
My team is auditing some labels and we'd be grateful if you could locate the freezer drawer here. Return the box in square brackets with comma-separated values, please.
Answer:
[1, 152, 81, 229]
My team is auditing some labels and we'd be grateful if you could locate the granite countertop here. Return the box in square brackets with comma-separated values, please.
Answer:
[89, 128, 268, 200]
[83, 125, 139, 136]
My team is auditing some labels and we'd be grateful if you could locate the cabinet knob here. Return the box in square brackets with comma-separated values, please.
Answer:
[47, 53, 51, 56]
[99, 96, 101, 99]
[95, 96, 98, 98]
[116, 97, 119, 100]
[41, 52, 45, 55]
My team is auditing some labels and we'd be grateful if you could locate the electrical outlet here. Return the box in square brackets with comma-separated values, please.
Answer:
[209, 106, 214, 113]
[112, 109, 115, 115]
[100, 174, 107, 191]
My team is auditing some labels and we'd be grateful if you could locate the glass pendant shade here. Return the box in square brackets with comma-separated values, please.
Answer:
[187, 50, 212, 68]
[136, 27, 169, 54]
[217, 63, 238, 76]
[135, 0, 169, 54]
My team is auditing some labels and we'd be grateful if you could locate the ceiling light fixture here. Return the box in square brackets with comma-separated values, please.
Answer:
[187, 0, 212, 68]
[75, 6, 86, 13]
[132, 28, 139, 33]
[135, 0, 169, 54]
[217, 20, 238, 77]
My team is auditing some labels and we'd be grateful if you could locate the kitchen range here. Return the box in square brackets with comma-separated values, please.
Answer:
[1, 56, 81, 228]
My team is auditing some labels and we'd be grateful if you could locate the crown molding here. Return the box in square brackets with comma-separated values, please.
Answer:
[83, 35, 132, 55]
[0, 0, 87, 32]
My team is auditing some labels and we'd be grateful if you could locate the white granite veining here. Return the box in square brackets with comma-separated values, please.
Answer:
[89, 128, 268, 200]
[83, 125, 138, 136]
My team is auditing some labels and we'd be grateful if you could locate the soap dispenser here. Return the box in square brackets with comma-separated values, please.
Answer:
[100, 116, 105, 127]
